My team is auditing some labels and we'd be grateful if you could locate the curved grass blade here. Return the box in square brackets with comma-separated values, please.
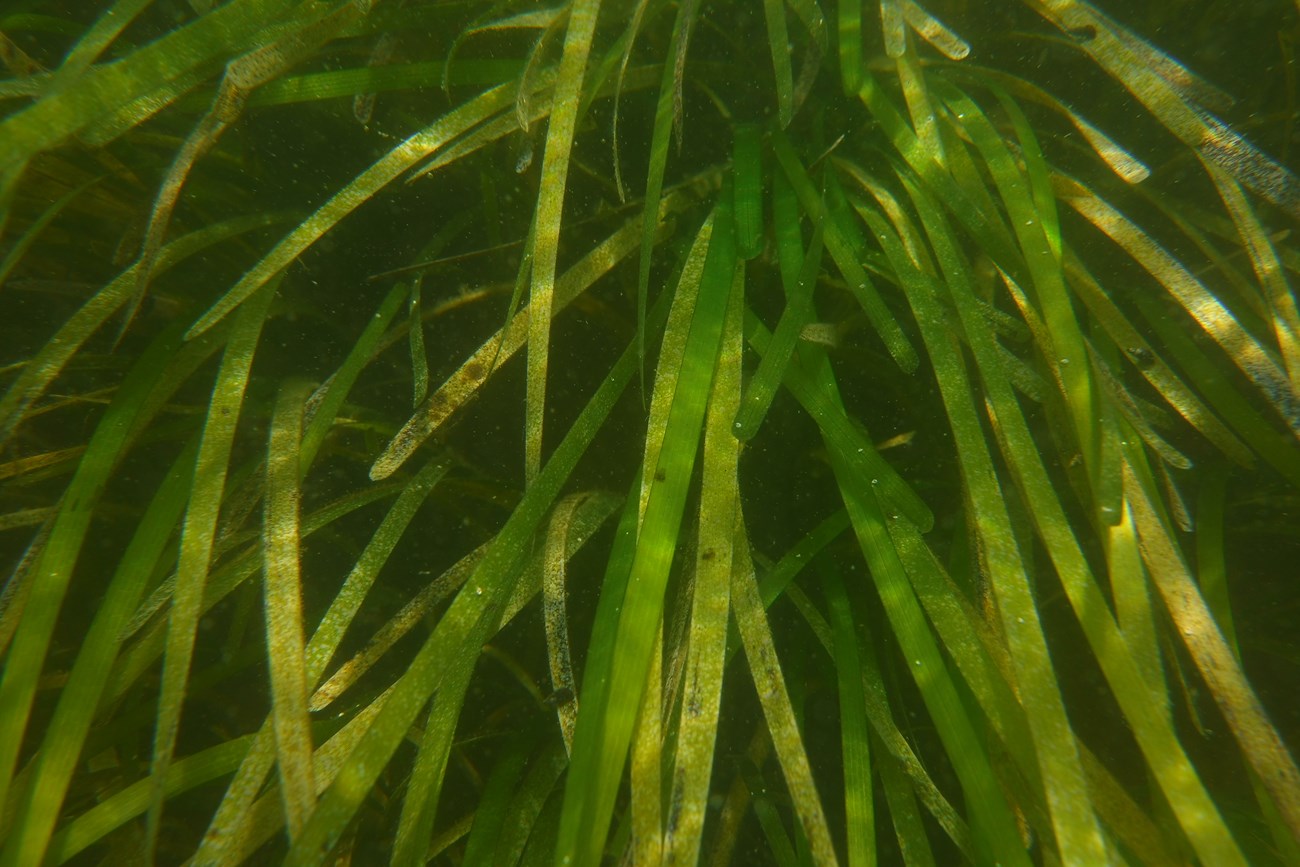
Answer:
[763, 0, 795, 126]
[664, 268, 743, 867]
[822, 567, 874, 867]
[124, 0, 372, 336]
[1024, 0, 1300, 220]
[901, 0, 969, 60]
[1125, 458, 1300, 845]
[609, 0, 655, 200]
[730, 522, 839, 866]
[733, 123, 765, 260]
[1060, 250, 1254, 469]
[543, 494, 590, 754]
[262, 379, 317, 842]
[784, 0, 827, 120]
[142, 281, 277, 862]
[523, 0, 603, 483]
[0, 0, 300, 191]
[876, 172, 1250, 862]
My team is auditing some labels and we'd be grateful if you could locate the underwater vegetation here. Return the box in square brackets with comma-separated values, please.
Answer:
[1, 0, 1300, 863]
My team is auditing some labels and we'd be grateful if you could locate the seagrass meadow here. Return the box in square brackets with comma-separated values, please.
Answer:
[3, 0, 1300, 864]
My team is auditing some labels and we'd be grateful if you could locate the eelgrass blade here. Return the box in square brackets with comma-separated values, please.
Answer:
[191, 682, 394, 867]
[143, 282, 277, 862]
[44, 0, 154, 93]
[900, 0, 969, 60]
[301, 282, 408, 469]
[609, 0, 655, 200]
[785, 0, 827, 118]
[733, 123, 765, 260]
[877, 749, 935, 867]
[822, 567, 874, 867]
[829, 454, 1032, 866]
[515, 9, 565, 132]
[730, 519, 839, 866]
[791, 552, 976, 860]
[837, 0, 862, 94]
[124, 0, 371, 335]
[1024, 0, 1300, 220]
[0, 523, 50, 660]
[307, 544, 482, 714]
[524, 0, 603, 483]
[407, 282, 429, 406]
[0, 315, 227, 839]
[0, 176, 97, 290]
[623, 215, 720, 866]
[937, 85, 1097, 493]
[542, 495, 592, 752]
[664, 265, 744, 867]
[763, 0, 795, 126]
[636, 1, 692, 396]
[630, 622, 664, 866]
[262, 379, 317, 842]
[557, 190, 737, 867]
[1194, 463, 1236, 654]
[1124, 458, 1300, 844]
[894, 31, 946, 168]
[391, 645, 478, 865]
[1060, 250, 1254, 469]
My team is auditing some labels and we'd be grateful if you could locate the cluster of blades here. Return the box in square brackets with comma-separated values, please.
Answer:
[1, 0, 1299, 865]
